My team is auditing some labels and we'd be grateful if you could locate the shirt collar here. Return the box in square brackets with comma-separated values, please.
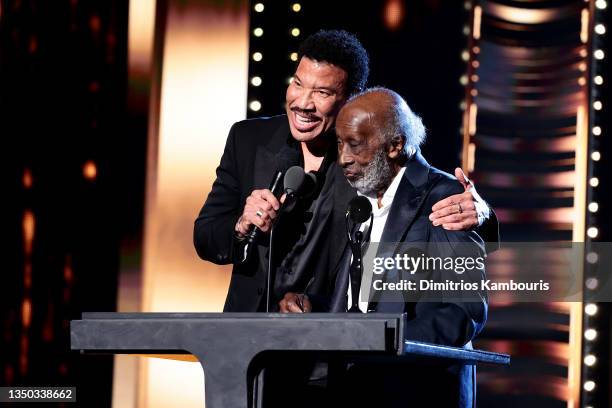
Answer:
[358, 166, 407, 212]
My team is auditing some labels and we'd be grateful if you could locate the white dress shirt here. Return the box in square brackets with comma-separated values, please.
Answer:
[348, 166, 407, 312]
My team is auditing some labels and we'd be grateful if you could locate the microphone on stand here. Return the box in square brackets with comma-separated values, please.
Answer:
[265, 166, 320, 312]
[345, 196, 373, 313]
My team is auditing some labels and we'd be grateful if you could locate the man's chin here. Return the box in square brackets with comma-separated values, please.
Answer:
[289, 128, 321, 143]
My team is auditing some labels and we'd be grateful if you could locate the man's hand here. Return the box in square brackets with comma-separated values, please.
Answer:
[235, 189, 281, 237]
[279, 292, 312, 313]
[429, 167, 490, 231]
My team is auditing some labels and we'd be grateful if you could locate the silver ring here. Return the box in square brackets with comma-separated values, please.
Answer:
[256, 210, 264, 218]
[457, 203, 463, 214]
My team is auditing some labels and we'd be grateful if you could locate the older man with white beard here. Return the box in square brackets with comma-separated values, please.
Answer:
[280, 87, 487, 408]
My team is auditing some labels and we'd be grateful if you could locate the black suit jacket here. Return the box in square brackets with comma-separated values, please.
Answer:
[194, 115, 352, 312]
[332, 152, 487, 345]
[195, 115, 498, 313]
[329, 153, 487, 407]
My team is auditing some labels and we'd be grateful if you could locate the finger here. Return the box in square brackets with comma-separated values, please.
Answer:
[245, 212, 271, 231]
[248, 197, 274, 213]
[442, 219, 474, 231]
[441, 223, 462, 231]
[279, 300, 289, 313]
[431, 194, 461, 212]
[442, 213, 478, 231]
[286, 301, 304, 313]
[247, 212, 267, 228]
[432, 213, 461, 226]
[454, 167, 471, 191]
[460, 198, 476, 211]
[432, 210, 477, 227]
[259, 189, 281, 211]
[429, 205, 458, 221]
[249, 205, 274, 222]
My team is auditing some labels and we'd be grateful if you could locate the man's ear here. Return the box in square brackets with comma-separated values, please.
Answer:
[387, 136, 405, 159]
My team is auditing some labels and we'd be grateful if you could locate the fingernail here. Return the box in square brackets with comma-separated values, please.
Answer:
[432, 221, 439, 226]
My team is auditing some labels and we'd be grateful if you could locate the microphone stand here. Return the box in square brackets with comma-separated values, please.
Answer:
[265, 192, 297, 312]
[346, 212, 373, 313]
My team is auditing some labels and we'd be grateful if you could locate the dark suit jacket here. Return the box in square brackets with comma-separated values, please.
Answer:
[329, 152, 487, 408]
[195, 114, 497, 315]
[194, 115, 352, 312]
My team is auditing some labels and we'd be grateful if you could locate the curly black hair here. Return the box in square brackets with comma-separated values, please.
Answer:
[298, 30, 369, 96]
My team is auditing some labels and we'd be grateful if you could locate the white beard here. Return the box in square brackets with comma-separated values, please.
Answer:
[348, 149, 395, 196]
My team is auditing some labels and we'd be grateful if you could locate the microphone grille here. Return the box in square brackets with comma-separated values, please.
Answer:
[348, 196, 372, 223]
[283, 166, 306, 192]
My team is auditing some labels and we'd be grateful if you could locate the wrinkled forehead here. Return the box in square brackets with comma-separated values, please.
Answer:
[337, 105, 378, 138]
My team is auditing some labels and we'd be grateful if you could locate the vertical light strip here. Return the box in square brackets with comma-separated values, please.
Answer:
[473, 5, 482, 40]
[113, 1, 158, 407]
[20, 209, 35, 377]
[568, 102, 588, 408]
[139, 1, 249, 407]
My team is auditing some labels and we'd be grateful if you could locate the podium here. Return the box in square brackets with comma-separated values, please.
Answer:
[71, 313, 509, 408]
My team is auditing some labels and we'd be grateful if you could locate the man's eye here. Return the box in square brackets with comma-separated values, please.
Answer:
[317, 90, 331, 97]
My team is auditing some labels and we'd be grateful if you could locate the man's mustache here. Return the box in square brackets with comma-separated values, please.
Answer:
[290, 107, 318, 118]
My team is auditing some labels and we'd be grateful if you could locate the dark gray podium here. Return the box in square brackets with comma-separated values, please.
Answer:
[71, 313, 509, 408]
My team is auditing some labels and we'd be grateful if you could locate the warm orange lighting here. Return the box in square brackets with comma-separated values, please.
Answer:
[23, 168, 33, 189]
[468, 104, 478, 136]
[487, 3, 571, 24]
[137, 3, 249, 407]
[22, 298, 32, 328]
[383, 0, 405, 31]
[89, 15, 102, 33]
[473, 5, 482, 40]
[64, 254, 74, 284]
[581, 9, 589, 43]
[22, 210, 35, 256]
[83, 160, 97, 180]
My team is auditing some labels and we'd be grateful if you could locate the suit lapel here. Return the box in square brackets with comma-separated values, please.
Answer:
[254, 118, 294, 189]
[369, 152, 440, 312]
[379, 151, 434, 244]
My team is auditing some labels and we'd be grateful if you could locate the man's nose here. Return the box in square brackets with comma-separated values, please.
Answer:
[294, 89, 314, 110]
[338, 145, 354, 167]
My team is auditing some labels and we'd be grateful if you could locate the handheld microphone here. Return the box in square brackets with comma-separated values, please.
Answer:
[244, 148, 300, 245]
[283, 166, 319, 204]
[236, 146, 299, 265]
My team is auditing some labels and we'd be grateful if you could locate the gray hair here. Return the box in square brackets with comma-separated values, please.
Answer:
[351, 87, 426, 156]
